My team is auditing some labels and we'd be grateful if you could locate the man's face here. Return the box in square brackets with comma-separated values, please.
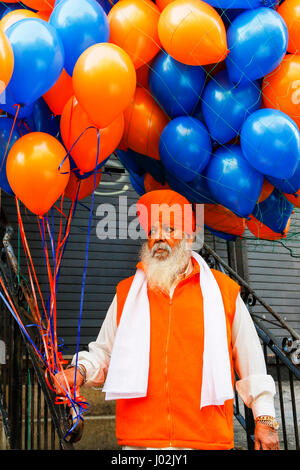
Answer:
[147, 221, 185, 260]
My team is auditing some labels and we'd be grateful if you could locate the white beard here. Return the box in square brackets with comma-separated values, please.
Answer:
[139, 238, 192, 294]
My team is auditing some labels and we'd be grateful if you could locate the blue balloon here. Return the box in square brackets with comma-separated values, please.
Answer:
[5, 19, 64, 106]
[149, 51, 205, 118]
[240, 109, 300, 180]
[0, 116, 21, 195]
[201, 70, 261, 145]
[216, 9, 247, 28]
[266, 152, 300, 195]
[0, 88, 34, 119]
[116, 148, 166, 184]
[51, 0, 110, 76]
[159, 116, 212, 182]
[205, 145, 263, 218]
[96, 0, 119, 14]
[226, 8, 288, 84]
[206, 226, 237, 241]
[165, 169, 215, 204]
[21, 99, 60, 137]
[139, 155, 166, 185]
[115, 149, 146, 177]
[205, 0, 278, 7]
[129, 171, 145, 196]
[252, 188, 293, 234]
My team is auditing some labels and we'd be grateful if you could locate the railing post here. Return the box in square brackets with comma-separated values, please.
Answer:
[9, 320, 23, 449]
[244, 405, 255, 450]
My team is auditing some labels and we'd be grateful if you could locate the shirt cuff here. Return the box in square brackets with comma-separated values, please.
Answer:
[71, 357, 105, 386]
[236, 373, 276, 419]
[251, 392, 276, 419]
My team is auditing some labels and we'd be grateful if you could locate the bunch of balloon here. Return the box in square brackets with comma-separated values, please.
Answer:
[204, 204, 246, 241]
[144, 0, 300, 242]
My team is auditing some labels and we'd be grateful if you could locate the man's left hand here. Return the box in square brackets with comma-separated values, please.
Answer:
[254, 422, 279, 450]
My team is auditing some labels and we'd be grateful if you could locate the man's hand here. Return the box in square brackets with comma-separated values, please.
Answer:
[53, 367, 85, 396]
[254, 422, 279, 450]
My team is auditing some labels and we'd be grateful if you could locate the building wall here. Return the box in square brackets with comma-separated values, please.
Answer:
[2, 157, 300, 354]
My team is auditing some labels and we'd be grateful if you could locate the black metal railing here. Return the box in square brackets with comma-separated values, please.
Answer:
[0, 210, 75, 450]
[200, 241, 300, 451]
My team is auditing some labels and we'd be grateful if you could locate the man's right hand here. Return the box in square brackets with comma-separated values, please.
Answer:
[53, 367, 85, 396]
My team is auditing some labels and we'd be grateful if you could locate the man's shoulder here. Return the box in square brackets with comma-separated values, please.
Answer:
[210, 268, 241, 294]
[116, 274, 135, 293]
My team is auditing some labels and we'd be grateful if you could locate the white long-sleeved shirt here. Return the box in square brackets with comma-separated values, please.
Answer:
[72, 291, 276, 419]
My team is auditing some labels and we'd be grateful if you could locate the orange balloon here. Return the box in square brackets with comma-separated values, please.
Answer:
[72, 43, 136, 129]
[6, 132, 70, 216]
[0, 9, 39, 31]
[284, 190, 300, 208]
[60, 96, 124, 174]
[108, 0, 161, 69]
[0, 29, 14, 95]
[36, 10, 52, 21]
[121, 86, 170, 160]
[21, 0, 55, 10]
[257, 179, 274, 203]
[155, 0, 175, 10]
[136, 62, 151, 90]
[204, 204, 246, 237]
[43, 69, 74, 116]
[158, 0, 228, 66]
[65, 170, 102, 201]
[277, 0, 300, 54]
[246, 214, 291, 240]
[144, 173, 170, 192]
[262, 55, 300, 128]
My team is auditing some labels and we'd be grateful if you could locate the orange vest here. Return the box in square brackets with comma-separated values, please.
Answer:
[115, 260, 241, 450]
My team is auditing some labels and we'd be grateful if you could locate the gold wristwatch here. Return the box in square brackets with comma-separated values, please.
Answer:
[255, 415, 279, 431]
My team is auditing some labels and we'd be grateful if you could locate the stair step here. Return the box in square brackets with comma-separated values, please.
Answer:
[80, 386, 116, 416]
[73, 415, 121, 450]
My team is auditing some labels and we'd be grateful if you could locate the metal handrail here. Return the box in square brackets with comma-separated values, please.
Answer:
[200, 241, 300, 450]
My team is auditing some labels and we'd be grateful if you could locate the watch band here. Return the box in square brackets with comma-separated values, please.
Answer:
[255, 415, 279, 431]
[66, 363, 87, 383]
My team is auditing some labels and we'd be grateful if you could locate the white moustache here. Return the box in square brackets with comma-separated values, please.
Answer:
[151, 242, 172, 256]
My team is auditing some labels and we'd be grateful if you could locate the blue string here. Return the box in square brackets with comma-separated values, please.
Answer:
[73, 129, 100, 395]
[63, 132, 100, 440]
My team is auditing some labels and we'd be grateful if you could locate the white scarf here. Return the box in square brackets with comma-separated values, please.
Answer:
[103, 251, 234, 408]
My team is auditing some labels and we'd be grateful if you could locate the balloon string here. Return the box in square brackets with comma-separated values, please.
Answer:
[58, 125, 99, 172]
[16, 197, 48, 319]
[15, 197, 53, 365]
[37, 217, 58, 371]
[18, 118, 32, 137]
[73, 129, 100, 402]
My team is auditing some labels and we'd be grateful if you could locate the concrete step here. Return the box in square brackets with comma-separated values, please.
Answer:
[72, 385, 121, 450]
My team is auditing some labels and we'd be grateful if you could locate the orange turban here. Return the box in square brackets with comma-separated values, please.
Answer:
[136, 189, 196, 235]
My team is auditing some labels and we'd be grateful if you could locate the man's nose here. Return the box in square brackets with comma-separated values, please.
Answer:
[153, 227, 169, 240]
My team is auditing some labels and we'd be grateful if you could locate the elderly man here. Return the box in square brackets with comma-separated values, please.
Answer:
[55, 189, 279, 450]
